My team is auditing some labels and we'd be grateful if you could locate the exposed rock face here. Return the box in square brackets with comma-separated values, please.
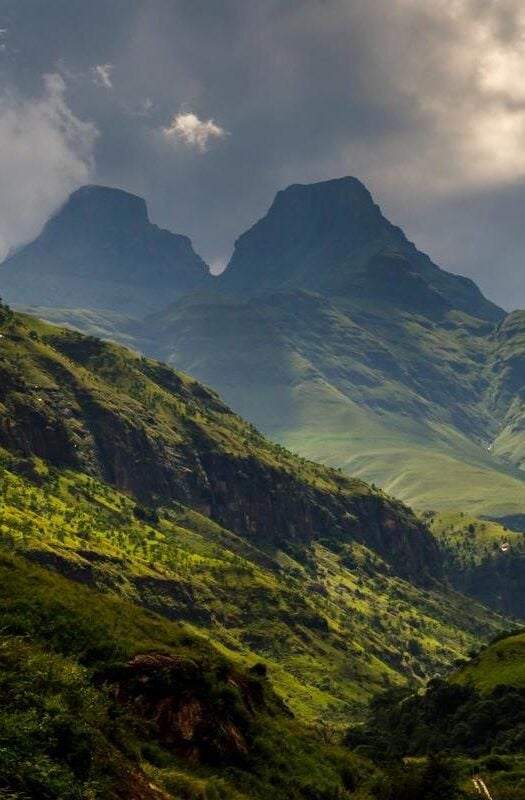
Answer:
[109, 653, 265, 766]
[0, 361, 79, 468]
[0, 185, 211, 314]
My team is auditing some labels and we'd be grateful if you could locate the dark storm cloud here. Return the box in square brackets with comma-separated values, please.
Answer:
[0, 0, 524, 306]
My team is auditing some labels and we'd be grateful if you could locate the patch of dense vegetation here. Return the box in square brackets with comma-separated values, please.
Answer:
[368, 755, 465, 800]
[0, 552, 370, 800]
[346, 680, 525, 759]
[346, 630, 525, 798]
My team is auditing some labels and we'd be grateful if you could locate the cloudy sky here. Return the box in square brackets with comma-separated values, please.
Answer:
[0, 0, 524, 308]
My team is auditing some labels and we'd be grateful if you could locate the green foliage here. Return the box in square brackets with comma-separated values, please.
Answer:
[346, 630, 525, 799]
[0, 637, 112, 799]
[0, 311, 506, 722]
[347, 679, 525, 759]
[453, 629, 525, 692]
[0, 553, 370, 800]
[369, 756, 463, 800]
[0, 453, 504, 722]
[428, 511, 525, 617]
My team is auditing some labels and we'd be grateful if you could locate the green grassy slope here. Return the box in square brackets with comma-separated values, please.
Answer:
[139, 292, 525, 521]
[0, 551, 374, 800]
[0, 447, 502, 723]
[487, 312, 525, 498]
[0, 303, 507, 723]
[454, 630, 525, 692]
[0, 304, 440, 578]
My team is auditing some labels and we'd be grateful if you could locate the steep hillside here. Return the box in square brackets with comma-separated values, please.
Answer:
[0, 551, 372, 800]
[347, 629, 525, 798]
[0, 303, 437, 577]
[0, 186, 211, 315]
[0, 303, 505, 722]
[428, 511, 525, 619]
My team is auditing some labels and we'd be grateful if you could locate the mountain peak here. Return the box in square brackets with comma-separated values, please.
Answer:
[40, 185, 150, 243]
[219, 176, 503, 322]
[0, 185, 211, 315]
[219, 175, 399, 296]
[274, 175, 375, 203]
[60, 184, 147, 216]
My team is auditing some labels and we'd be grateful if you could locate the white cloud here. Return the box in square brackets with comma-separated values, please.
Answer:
[162, 111, 227, 151]
[91, 63, 113, 89]
[335, 0, 525, 193]
[0, 73, 97, 261]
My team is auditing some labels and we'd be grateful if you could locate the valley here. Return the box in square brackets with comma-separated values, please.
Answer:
[1, 177, 525, 798]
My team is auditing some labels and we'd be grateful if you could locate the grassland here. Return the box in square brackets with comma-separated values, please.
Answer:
[0, 449, 503, 723]
[454, 630, 525, 692]
[133, 292, 525, 523]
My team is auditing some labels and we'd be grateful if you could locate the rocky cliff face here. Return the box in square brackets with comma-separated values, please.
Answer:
[109, 653, 270, 767]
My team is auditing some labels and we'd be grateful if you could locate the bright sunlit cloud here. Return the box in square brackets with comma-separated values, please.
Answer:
[162, 111, 227, 152]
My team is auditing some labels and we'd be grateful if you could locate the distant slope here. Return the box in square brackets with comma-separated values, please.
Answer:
[487, 311, 525, 483]
[0, 185, 211, 314]
[141, 289, 525, 520]
[0, 303, 506, 722]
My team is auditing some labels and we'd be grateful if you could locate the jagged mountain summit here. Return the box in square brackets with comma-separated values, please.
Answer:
[0, 185, 211, 315]
[219, 176, 503, 322]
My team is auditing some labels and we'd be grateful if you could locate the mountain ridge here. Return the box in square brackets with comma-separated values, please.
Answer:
[2, 176, 524, 528]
